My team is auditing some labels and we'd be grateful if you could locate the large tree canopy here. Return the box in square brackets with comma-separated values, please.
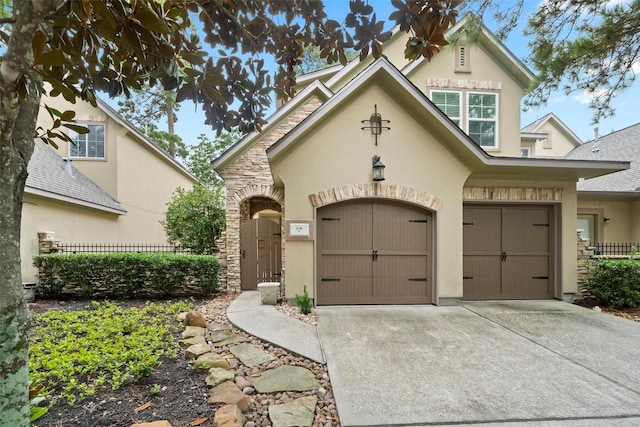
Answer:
[0, 1, 459, 424]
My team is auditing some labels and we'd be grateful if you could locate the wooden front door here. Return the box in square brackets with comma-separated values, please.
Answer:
[240, 218, 281, 290]
[463, 205, 554, 300]
[317, 200, 432, 305]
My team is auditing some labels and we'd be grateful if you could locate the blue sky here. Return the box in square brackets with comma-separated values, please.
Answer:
[114, 0, 639, 146]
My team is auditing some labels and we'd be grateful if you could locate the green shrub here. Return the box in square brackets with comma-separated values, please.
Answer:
[293, 285, 313, 315]
[586, 258, 640, 308]
[34, 253, 220, 299]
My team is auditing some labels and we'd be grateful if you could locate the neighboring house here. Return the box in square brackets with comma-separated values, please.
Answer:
[21, 96, 198, 282]
[565, 123, 640, 246]
[212, 14, 627, 305]
[520, 113, 582, 158]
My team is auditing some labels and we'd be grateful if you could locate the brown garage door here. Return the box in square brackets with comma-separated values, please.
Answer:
[463, 205, 554, 300]
[316, 199, 432, 305]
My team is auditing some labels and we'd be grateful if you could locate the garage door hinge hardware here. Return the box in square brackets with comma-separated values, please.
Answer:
[409, 219, 428, 223]
[532, 223, 549, 227]
[463, 222, 474, 226]
[501, 251, 507, 261]
[273, 233, 282, 236]
[372, 250, 378, 261]
[321, 217, 341, 221]
[532, 276, 549, 279]
[321, 278, 341, 282]
[409, 278, 427, 281]
[463, 276, 473, 279]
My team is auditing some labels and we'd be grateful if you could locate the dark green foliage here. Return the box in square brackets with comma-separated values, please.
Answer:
[586, 258, 640, 309]
[33, 253, 220, 299]
[293, 285, 313, 315]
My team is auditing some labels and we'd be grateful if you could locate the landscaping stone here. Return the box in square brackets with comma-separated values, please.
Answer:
[206, 367, 235, 387]
[234, 376, 252, 389]
[183, 310, 207, 327]
[208, 381, 249, 411]
[180, 335, 206, 347]
[247, 365, 321, 393]
[210, 330, 250, 347]
[184, 343, 211, 360]
[181, 325, 205, 338]
[268, 396, 317, 427]
[213, 404, 245, 427]
[207, 322, 231, 332]
[130, 421, 172, 427]
[229, 343, 275, 367]
[195, 352, 230, 370]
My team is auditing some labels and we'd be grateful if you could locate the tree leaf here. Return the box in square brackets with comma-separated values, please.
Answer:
[63, 123, 90, 134]
[34, 49, 66, 66]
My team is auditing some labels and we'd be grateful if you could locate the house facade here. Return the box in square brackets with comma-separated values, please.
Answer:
[21, 96, 198, 282]
[213, 16, 627, 305]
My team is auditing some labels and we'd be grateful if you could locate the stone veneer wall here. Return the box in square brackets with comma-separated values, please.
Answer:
[219, 96, 324, 292]
[575, 229, 596, 303]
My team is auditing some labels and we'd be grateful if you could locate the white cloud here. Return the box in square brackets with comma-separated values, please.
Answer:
[572, 88, 611, 105]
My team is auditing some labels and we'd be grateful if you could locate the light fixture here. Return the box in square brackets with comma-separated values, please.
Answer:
[603, 217, 611, 223]
[372, 155, 385, 182]
[361, 104, 390, 146]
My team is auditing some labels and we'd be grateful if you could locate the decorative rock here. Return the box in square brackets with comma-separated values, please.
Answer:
[243, 386, 255, 395]
[247, 365, 321, 393]
[234, 376, 252, 389]
[180, 335, 207, 347]
[229, 343, 275, 367]
[182, 326, 205, 338]
[177, 312, 188, 322]
[210, 330, 250, 347]
[184, 343, 211, 360]
[184, 310, 207, 327]
[195, 352, 230, 371]
[206, 367, 235, 387]
[130, 422, 172, 427]
[213, 404, 246, 427]
[268, 396, 317, 427]
[207, 322, 231, 332]
[208, 381, 249, 411]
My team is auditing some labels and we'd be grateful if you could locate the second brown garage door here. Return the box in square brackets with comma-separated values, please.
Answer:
[463, 205, 555, 300]
[316, 199, 432, 305]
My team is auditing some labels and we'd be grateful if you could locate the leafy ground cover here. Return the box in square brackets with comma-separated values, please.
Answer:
[29, 299, 198, 425]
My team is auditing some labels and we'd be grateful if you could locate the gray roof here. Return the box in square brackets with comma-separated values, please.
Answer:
[26, 140, 127, 214]
[564, 123, 640, 192]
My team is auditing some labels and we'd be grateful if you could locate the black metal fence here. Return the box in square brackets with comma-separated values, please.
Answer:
[57, 243, 193, 255]
[594, 243, 640, 256]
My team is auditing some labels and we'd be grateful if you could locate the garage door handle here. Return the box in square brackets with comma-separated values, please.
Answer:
[532, 276, 549, 279]
[501, 251, 507, 261]
[408, 278, 426, 281]
[372, 250, 378, 261]
[463, 276, 473, 279]
[321, 278, 341, 282]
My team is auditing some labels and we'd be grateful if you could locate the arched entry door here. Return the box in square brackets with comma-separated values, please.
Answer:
[240, 218, 282, 290]
[316, 199, 433, 305]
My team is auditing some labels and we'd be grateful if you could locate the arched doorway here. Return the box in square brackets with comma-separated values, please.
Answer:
[316, 198, 433, 305]
[239, 197, 282, 290]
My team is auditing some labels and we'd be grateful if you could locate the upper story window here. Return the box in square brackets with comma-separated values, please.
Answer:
[70, 123, 105, 159]
[468, 92, 497, 148]
[520, 147, 531, 158]
[431, 90, 499, 148]
[431, 91, 461, 126]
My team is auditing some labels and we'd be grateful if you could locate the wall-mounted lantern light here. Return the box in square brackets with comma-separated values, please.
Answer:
[361, 104, 390, 146]
[603, 217, 611, 223]
[372, 155, 385, 182]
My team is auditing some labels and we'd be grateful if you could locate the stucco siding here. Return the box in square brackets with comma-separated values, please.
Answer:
[578, 199, 633, 243]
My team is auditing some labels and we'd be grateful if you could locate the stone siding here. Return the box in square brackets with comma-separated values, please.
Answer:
[310, 183, 442, 211]
[219, 96, 324, 292]
[463, 186, 563, 201]
[576, 229, 597, 303]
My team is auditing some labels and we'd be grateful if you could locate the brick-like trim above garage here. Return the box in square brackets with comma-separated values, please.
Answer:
[310, 183, 442, 211]
[463, 187, 563, 201]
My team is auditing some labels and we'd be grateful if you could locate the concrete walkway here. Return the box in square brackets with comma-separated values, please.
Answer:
[226, 291, 325, 363]
[317, 301, 640, 426]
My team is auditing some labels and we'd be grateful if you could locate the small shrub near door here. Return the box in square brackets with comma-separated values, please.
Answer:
[586, 258, 640, 308]
[34, 253, 220, 299]
[293, 285, 313, 314]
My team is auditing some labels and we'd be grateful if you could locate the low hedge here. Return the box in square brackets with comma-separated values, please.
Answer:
[33, 252, 220, 299]
[586, 258, 640, 308]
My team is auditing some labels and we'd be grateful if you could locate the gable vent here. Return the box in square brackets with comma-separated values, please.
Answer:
[456, 45, 471, 72]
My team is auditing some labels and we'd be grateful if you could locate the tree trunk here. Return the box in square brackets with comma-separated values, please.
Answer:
[0, 0, 59, 424]
[167, 100, 176, 157]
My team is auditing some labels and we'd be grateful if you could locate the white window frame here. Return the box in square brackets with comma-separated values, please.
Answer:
[520, 147, 531, 158]
[69, 123, 106, 159]
[430, 90, 462, 127]
[466, 91, 499, 149]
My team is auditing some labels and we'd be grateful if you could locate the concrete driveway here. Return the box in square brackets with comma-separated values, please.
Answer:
[316, 301, 640, 426]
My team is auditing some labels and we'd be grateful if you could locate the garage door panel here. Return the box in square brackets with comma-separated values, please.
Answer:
[318, 202, 372, 251]
[502, 256, 551, 298]
[319, 255, 372, 279]
[374, 255, 428, 299]
[463, 256, 502, 299]
[317, 278, 373, 302]
[502, 208, 549, 253]
[375, 203, 430, 251]
[463, 208, 502, 253]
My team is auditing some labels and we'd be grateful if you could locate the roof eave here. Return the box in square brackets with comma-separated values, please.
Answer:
[25, 186, 128, 215]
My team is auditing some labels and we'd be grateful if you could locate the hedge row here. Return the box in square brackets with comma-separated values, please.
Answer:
[586, 258, 640, 309]
[34, 253, 220, 299]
